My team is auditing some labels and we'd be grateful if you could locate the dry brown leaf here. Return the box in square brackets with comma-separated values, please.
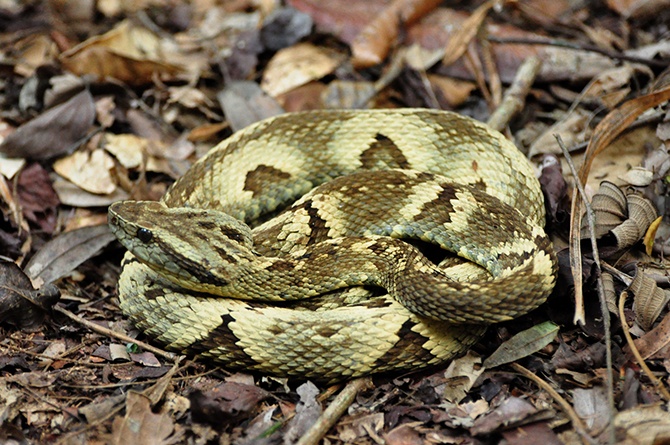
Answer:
[11, 34, 59, 77]
[261, 43, 343, 97]
[350, 0, 442, 68]
[320, 80, 376, 109]
[0, 261, 60, 330]
[52, 175, 130, 207]
[24, 224, 115, 285]
[104, 133, 149, 169]
[53, 149, 117, 195]
[15, 163, 59, 234]
[443, 351, 483, 403]
[613, 404, 670, 444]
[427, 75, 476, 107]
[288, 0, 387, 44]
[441, 0, 501, 67]
[528, 109, 593, 158]
[572, 387, 610, 435]
[0, 89, 95, 160]
[217, 81, 284, 132]
[569, 79, 670, 324]
[111, 392, 178, 445]
[629, 269, 669, 331]
[630, 310, 670, 360]
[60, 20, 183, 86]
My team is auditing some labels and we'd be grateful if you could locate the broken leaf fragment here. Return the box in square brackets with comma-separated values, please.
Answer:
[60, 20, 183, 86]
[0, 261, 60, 330]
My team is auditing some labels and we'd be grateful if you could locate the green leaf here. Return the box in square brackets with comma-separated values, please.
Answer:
[483, 321, 559, 368]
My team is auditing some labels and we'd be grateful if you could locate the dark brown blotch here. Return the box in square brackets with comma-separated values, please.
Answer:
[372, 320, 435, 368]
[244, 165, 292, 197]
[360, 133, 410, 169]
[413, 184, 458, 222]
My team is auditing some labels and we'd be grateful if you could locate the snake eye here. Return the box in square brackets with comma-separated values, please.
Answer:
[137, 228, 153, 243]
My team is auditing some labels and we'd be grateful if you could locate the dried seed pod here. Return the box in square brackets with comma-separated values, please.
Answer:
[602, 272, 618, 314]
[629, 268, 669, 330]
[611, 193, 658, 250]
[582, 181, 627, 239]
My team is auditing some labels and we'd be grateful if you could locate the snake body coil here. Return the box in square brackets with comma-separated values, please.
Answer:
[109, 109, 556, 382]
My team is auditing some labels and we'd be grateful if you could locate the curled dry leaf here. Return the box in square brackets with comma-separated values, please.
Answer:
[260, 43, 344, 97]
[582, 181, 657, 253]
[24, 224, 116, 285]
[611, 193, 658, 250]
[217, 81, 284, 132]
[111, 391, 178, 445]
[0, 261, 60, 330]
[60, 20, 183, 86]
[320, 80, 376, 109]
[350, 0, 442, 68]
[581, 181, 627, 239]
[628, 268, 669, 331]
[15, 163, 59, 234]
[0, 89, 95, 160]
[602, 272, 618, 314]
[440, 0, 500, 67]
[53, 149, 117, 195]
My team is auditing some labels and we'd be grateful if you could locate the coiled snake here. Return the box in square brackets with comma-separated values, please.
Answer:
[109, 109, 556, 382]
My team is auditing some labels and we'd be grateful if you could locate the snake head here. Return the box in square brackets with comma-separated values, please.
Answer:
[108, 200, 255, 294]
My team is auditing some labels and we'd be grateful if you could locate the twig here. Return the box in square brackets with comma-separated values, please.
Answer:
[618, 291, 670, 401]
[488, 36, 669, 69]
[556, 135, 616, 444]
[296, 377, 372, 445]
[54, 305, 179, 362]
[511, 363, 593, 445]
[487, 56, 543, 132]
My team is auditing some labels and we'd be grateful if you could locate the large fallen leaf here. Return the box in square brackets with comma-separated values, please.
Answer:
[0, 89, 95, 160]
[53, 149, 117, 195]
[111, 392, 178, 445]
[569, 79, 670, 324]
[261, 43, 344, 97]
[60, 20, 183, 86]
[350, 0, 442, 68]
[24, 224, 115, 285]
[483, 322, 559, 368]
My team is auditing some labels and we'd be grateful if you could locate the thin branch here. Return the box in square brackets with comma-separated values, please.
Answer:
[54, 305, 180, 362]
[511, 363, 593, 445]
[618, 291, 670, 401]
[556, 134, 616, 444]
[488, 36, 669, 69]
[296, 378, 372, 445]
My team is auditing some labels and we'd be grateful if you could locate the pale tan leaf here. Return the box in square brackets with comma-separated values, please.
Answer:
[53, 149, 117, 195]
[443, 351, 483, 403]
[104, 133, 149, 169]
[629, 269, 669, 331]
[261, 43, 344, 97]
[111, 392, 178, 445]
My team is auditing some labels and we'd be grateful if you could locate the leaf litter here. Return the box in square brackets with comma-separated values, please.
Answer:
[1, 1, 670, 444]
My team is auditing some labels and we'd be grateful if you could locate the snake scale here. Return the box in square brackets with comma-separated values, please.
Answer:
[109, 109, 557, 382]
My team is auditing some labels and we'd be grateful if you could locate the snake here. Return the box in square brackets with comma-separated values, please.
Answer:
[108, 109, 557, 382]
